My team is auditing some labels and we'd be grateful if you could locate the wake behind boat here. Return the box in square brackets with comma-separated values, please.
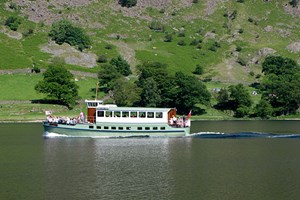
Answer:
[43, 100, 190, 137]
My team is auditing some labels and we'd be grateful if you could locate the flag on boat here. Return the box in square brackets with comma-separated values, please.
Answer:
[187, 110, 192, 119]
[45, 110, 52, 115]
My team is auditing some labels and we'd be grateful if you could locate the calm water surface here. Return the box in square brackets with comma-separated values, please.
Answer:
[1, 121, 300, 200]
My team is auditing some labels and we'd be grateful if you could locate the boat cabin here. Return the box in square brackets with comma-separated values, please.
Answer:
[95, 106, 177, 125]
[85, 100, 104, 123]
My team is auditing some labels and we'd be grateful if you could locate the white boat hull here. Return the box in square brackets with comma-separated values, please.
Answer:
[43, 122, 190, 137]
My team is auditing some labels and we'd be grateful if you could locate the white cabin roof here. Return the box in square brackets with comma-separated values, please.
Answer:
[96, 106, 172, 113]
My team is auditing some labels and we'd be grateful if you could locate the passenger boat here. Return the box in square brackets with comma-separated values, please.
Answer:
[43, 100, 191, 137]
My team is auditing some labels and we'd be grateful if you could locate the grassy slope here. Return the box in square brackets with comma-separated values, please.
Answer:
[0, 0, 300, 120]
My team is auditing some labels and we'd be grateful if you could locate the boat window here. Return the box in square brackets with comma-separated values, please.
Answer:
[118, 127, 124, 130]
[130, 112, 137, 118]
[97, 111, 104, 117]
[111, 127, 116, 130]
[105, 111, 112, 117]
[145, 127, 150, 130]
[97, 126, 101, 129]
[153, 127, 158, 130]
[89, 125, 94, 129]
[139, 112, 146, 118]
[122, 111, 129, 118]
[114, 111, 121, 117]
[147, 112, 154, 118]
[138, 127, 143, 130]
[88, 102, 97, 107]
[160, 127, 166, 130]
[156, 112, 163, 118]
[126, 127, 131, 130]
[104, 126, 109, 130]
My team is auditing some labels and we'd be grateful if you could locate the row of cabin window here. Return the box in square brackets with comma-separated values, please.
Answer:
[89, 125, 166, 130]
[97, 111, 163, 118]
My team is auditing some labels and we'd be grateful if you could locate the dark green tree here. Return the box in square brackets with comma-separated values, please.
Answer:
[215, 88, 230, 110]
[254, 99, 273, 119]
[49, 19, 91, 51]
[261, 56, 300, 115]
[139, 77, 161, 107]
[98, 64, 122, 91]
[137, 61, 173, 107]
[228, 84, 252, 111]
[110, 56, 132, 76]
[262, 56, 298, 76]
[35, 65, 79, 109]
[172, 72, 211, 113]
[112, 78, 141, 106]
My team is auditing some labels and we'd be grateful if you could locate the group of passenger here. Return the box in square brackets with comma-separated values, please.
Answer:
[46, 112, 85, 125]
[170, 115, 190, 128]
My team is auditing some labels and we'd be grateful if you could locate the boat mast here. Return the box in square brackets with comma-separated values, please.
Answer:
[95, 82, 99, 100]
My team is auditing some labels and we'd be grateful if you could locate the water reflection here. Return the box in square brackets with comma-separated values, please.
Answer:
[43, 138, 194, 199]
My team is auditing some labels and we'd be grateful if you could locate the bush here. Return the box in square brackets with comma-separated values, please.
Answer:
[289, 0, 299, 7]
[118, 0, 137, 7]
[49, 19, 91, 51]
[97, 54, 108, 63]
[236, 46, 242, 52]
[190, 39, 202, 46]
[5, 16, 21, 31]
[193, 64, 204, 75]
[32, 65, 41, 73]
[149, 21, 165, 32]
[105, 44, 113, 50]
[164, 34, 173, 42]
[237, 56, 247, 66]
[23, 28, 34, 37]
[177, 40, 186, 46]
[178, 32, 185, 37]
[9, 2, 20, 11]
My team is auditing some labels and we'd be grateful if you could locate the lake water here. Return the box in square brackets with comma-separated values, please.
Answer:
[1, 121, 300, 200]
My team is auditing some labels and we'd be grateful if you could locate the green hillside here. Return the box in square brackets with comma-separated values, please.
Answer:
[1, 0, 300, 120]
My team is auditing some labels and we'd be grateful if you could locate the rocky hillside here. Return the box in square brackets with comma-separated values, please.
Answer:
[1, 0, 300, 84]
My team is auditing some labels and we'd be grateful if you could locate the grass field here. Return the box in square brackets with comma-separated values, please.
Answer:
[0, 74, 98, 100]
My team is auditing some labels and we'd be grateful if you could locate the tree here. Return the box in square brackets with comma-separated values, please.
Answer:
[35, 65, 79, 109]
[254, 99, 273, 119]
[112, 78, 141, 106]
[262, 56, 298, 76]
[110, 56, 132, 76]
[228, 84, 252, 111]
[215, 88, 230, 110]
[49, 19, 91, 51]
[261, 56, 300, 115]
[139, 77, 161, 107]
[137, 61, 174, 107]
[98, 64, 122, 91]
[172, 72, 211, 113]
[118, 0, 137, 7]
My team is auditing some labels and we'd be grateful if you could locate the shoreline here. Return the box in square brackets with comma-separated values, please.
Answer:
[1, 118, 300, 123]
